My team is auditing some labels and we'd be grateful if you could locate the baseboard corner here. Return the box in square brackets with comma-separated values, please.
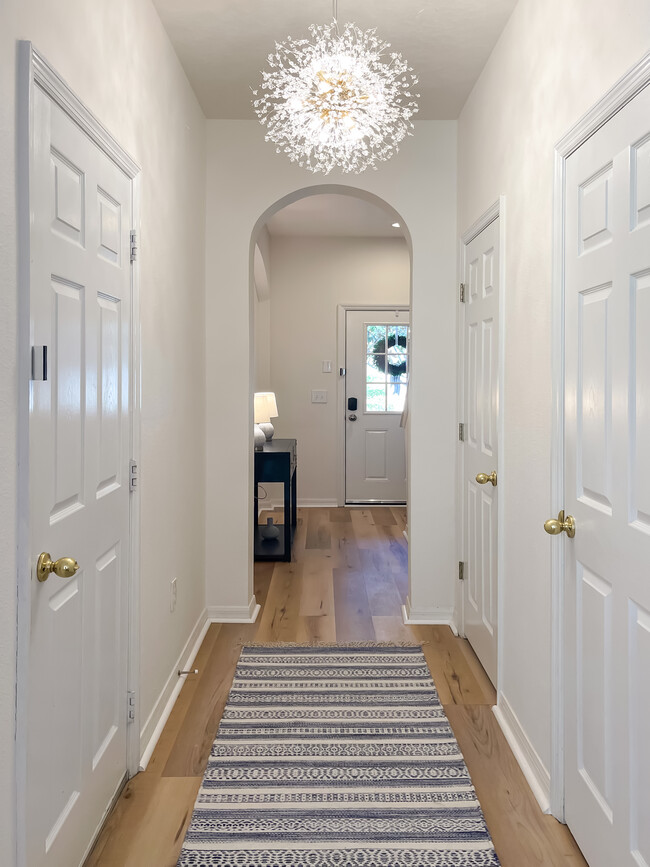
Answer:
[207, 595, 260, 623]
[401, 601, 456, 629]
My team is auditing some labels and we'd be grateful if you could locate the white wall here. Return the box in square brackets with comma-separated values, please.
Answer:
[269, 235, 410, 504]
[0, 2, 207, 861]
[254, 226, 272, 391]
[205, 121, 457, 623]
[458, 0, 650, 786]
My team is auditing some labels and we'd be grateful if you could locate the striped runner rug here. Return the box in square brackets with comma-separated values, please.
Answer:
[177, 644, 500, 866]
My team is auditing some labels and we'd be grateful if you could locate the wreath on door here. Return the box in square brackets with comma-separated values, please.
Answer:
[369, 333, 408, 378]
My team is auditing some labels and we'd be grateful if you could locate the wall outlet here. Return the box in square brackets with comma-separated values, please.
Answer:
[170, 577, 177, 612]
[311, 389, 328, 404]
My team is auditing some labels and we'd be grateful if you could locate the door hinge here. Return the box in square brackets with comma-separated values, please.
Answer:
[130, 230, 138, 262]
[129, 460, 138, 492]
[127, 690, 136, 724]
[459, 282, 466, 303]
[458, 422, 465, 442]
[458, 561, 465, 581]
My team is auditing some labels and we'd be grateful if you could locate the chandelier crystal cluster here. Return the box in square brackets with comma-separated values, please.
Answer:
[252, 11, 419, 175]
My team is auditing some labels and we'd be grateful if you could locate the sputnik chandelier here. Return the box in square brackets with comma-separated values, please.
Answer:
[252, 1, 419, 174]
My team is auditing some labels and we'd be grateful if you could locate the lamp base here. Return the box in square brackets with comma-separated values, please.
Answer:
[258, 422, 274, 441]
[254, 424, 266, 450]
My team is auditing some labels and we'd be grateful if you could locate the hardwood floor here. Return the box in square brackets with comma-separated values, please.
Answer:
[86, 506, 587, 867]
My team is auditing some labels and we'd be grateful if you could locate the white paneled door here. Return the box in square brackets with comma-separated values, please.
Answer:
[563, 83, 650, 867]
[27, 83, 133, 867]
[462, 217, 499, 687]
[345, 309, 409, 503]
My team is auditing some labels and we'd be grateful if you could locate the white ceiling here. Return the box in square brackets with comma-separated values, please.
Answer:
[152, 0, 518, 121]
[153, 1, 518, 237]
[266, 194, 405, 239]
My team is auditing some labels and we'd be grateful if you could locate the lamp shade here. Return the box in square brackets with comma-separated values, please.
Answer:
[254, 392, 278, 424]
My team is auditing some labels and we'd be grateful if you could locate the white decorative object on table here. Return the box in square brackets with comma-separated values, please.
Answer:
[253, 424, 266, 450]
[259, 517, 280, 540]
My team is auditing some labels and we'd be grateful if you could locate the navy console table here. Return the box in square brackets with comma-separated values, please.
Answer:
[254, 438, 297, 562]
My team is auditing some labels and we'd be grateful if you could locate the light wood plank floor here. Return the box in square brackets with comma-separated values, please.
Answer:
[86, 506, 588, 867]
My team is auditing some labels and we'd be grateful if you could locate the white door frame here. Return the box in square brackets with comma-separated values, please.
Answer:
[336, 304, 410, 506]
[15, 43, 142, 865]
[457, 198, 506, 691]
[549, 51, 650, 822]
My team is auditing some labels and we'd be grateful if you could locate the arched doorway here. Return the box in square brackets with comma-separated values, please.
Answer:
[249, 186, 413, 637]
[251, 186, 413, 519]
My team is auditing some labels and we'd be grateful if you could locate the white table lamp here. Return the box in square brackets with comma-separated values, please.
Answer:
[254, 392, 279, 445]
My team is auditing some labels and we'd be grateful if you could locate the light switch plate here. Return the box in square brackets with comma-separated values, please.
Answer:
[322, 360, 332, 373]
[311, 389, 328, 404]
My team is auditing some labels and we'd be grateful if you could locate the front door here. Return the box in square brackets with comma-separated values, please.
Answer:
[461, 216, 500, 687]
[345, 309, 409, 503]
[562, 82, 650, 866]
[27, 81, 133, 867]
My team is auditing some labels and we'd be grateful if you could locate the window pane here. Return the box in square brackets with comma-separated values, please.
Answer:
[366, 385, 386, 412]
[367, 325, 385, 352]
[366, 355, 386, 383]
[387, 325, 407, 346]
[386, 352, 407, 379]
[367, 356, 385, 382]
[387, 383, 407, 413]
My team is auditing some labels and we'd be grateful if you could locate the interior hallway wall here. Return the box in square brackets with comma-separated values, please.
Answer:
[254, 226, 272, 391]
[0, 2, 207, 860]
[269, 235, 410, 505]
[204, 120, 457, 624]
[458, 0, 650, 792]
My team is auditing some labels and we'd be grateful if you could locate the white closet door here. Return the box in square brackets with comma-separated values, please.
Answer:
[563, 83, 650, 867]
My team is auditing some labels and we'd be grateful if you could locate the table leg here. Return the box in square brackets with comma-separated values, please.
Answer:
[283, 476, 291, 561]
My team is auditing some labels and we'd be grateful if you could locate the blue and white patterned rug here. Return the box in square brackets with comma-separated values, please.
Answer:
[178, 644, 500, 866]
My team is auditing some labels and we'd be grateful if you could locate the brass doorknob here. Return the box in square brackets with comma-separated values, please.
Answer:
[543, 511, 576, 539]
[37, 552, 80, 582]
[476, 471, 497, 486]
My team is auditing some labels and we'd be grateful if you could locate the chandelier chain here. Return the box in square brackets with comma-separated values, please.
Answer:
[332, 0, 339, 35]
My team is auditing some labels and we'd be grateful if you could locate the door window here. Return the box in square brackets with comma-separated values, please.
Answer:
[365, 324, 409, 412]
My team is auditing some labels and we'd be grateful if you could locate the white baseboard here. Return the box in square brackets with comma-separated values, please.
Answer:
[401, 601, 458, 635]
[207, 595, 261, 623]
[258, 498, 337, 513]
[492, 692, 551, 814]
[139, 608, 210, 769]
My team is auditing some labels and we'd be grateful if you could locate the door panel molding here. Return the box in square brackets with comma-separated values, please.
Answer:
[16, 43, 141, 867]
[551, 50, 650, 823]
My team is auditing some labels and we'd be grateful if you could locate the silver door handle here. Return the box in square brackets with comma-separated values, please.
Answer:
[349, 414, 357, 421]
